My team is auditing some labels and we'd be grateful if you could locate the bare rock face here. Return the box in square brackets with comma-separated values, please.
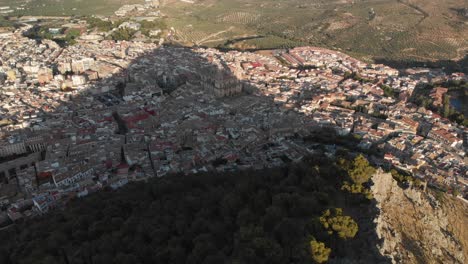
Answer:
[371, 169, 468, 264]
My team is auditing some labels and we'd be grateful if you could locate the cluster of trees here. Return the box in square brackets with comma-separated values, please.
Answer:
[110, 27, 137, 41]
[389, 169, 424, 189]
[24, 26, 55, 40]
[412, 91, 432, 109]
[85, 16, 114, 32]
[436, 80, 468, 92]
[339, 154, 376, 199]
[85, 16, 167, 40]
[441, 94, 467, 126]
[0, 16, 15, 28]
[62, 28, 81, 45]
[310, 240, 331, 264]
[139, 20, 168, 37]
[342, 71, 372, 84]
[319, 208, 358, 240]
[380, 84, 399, 99]
[0, 155, 388, 264]
[24, 26, 81, 46]
[411, 81, 468, 127]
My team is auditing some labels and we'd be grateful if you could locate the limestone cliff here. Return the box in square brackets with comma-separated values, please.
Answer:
[371, 169, 468, 264]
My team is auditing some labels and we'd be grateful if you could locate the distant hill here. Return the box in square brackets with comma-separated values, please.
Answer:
[0, 0, 466, 63]
[160, 0, 467, 64]
[0, 0, 143, 16]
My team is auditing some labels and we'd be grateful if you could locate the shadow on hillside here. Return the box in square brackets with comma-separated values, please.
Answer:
[0, 42, 391, 263]
[374, 54, 468, 74]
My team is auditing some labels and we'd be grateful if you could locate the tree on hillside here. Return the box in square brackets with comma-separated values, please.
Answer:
[443, 94, 451, 118]
[348, 155, 375, 185]
[319, 208, 358, 240]
[0, 156, 387, 263]
[340, 155, 375, 199]
[310, 240, 331, 263]
[110, 28, 136, 41]
[86, 16, 113, 32]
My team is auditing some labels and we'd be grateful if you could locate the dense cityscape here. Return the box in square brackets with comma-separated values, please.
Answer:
[0, 14, 466, 226]
[0, 0, 467, 263]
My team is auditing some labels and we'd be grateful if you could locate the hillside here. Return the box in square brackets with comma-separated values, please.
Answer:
[161, 0, 467, 64]
[0, 155, 390, 264]
[372, 169, 468, 264]
[0, 155, 467, 263]
[0, 0, 143, 16]
[0, 0, 466, 63]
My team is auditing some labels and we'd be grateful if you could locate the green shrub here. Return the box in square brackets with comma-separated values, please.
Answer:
[310, 240, 331, 263]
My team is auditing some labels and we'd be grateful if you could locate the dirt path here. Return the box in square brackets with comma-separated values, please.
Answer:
[396, 0, 429, 26]
[196, 26, 234, 45]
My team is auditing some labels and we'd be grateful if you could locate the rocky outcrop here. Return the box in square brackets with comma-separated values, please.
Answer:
[371, 169, 468, 264]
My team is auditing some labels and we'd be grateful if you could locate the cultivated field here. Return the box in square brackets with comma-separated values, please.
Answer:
[0, 0, 466, 65]
[161, 0, 468, 65]
[0, 0, 143, 16]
